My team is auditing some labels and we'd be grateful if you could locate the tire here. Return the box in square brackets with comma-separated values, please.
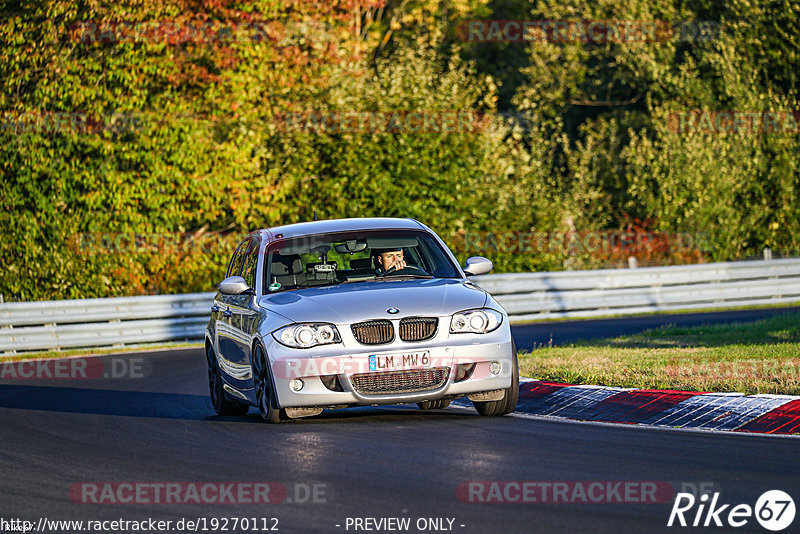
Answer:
[473, 341, 519, 417]
[417, 399, 451, 410]
[207, 345, 249, 416]
[253, 344, 291, 424]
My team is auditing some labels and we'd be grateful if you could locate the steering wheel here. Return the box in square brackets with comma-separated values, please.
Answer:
[376, 264, 429, 277]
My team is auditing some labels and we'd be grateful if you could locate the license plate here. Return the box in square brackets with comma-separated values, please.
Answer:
[369, 351, 431, 371]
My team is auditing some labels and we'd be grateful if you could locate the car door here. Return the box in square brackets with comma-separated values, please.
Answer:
[215, 239, 249, 376]
[225, 238, 261, 387]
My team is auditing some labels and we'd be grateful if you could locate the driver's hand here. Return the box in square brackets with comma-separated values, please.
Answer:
[388, 257, 406, 271]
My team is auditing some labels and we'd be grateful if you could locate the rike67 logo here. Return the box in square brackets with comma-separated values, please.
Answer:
[668, 490, 795, 531]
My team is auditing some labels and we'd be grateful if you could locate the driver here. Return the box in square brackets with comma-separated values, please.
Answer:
[375, 248, 406, 274]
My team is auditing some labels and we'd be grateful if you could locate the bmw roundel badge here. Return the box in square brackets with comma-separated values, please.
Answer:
[387, 307, 399, 314]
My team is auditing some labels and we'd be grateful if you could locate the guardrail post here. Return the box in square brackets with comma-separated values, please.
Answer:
[628, 256, 638, 269]
[764, 247, 772, 261]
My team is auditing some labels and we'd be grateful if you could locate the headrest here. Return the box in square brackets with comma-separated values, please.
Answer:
[270, 254, 302, 276]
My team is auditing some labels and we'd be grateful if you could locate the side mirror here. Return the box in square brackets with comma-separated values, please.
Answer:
[463, 256, 493, 276]
[219, 276, 253, 295]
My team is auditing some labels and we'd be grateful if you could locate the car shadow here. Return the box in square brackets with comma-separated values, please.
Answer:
[0, 383, 476, 423]
[0, 383, 213, 420]
[275, 405, 477, 424]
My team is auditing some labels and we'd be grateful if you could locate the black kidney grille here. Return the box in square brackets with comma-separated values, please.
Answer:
[399, 317, 438, 342]
[351, 320, 394, 345]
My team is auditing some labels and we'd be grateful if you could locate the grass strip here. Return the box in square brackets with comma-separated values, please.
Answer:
[518, 311, 800, 395]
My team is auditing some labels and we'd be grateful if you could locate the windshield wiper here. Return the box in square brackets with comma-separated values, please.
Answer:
[341, 274, 435, 284]
[380, 274, 434, 280]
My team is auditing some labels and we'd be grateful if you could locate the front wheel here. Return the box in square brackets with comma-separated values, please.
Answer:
[207, 345, 249, 416]
[473, 341, 519, 417]
[253, 345, 291, 424]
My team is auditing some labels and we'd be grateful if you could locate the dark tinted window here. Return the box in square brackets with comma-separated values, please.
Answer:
[226, 240, 249, 277]
[241, 239, 259, 288]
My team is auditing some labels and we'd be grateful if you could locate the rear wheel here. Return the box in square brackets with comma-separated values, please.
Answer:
[473, 341, 519, 417]
[207, 345, 249, 416]
[417, 399, 451, 410]
[253, 345, 291, 423]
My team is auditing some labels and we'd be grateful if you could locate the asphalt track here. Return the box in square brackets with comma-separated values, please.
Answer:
[1, 309, 799, 533]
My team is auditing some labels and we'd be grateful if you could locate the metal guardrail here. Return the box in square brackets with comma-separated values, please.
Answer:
[0, 293, 215, 353]
[2, 258, 800, 353]
[476, 258, 800, 321]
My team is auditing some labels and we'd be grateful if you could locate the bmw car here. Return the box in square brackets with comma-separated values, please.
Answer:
[205, 217, 518, 422]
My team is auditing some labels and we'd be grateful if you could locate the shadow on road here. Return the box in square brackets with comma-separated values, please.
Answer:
[0, 383, 476, 423]
[0, 384, 212, 420]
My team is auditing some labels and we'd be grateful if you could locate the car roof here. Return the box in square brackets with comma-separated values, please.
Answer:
[254, 217, 427, 241]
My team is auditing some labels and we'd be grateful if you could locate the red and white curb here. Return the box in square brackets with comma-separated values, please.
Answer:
[489, 379, 800, 435]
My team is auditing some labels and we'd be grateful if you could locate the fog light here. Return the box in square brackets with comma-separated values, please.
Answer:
[489, 362, 501, 375]
[289, 378, 304, 392]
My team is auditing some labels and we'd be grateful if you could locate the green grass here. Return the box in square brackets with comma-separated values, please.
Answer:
[0, 342, 202, 363]
[518, 311, 800, 395]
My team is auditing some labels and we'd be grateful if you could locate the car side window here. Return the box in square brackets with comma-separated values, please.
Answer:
[241, 239, 259, 289]
[226, 240, 249, 278]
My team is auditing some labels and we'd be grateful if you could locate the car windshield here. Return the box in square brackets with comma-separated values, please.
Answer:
[263, 229, 461, 293]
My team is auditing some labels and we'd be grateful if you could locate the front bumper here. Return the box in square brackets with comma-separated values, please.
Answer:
[264, 317, 514, 408]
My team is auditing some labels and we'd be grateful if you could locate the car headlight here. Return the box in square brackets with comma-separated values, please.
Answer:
[273, 323, 342, 348]
[450, 308, 503, 334]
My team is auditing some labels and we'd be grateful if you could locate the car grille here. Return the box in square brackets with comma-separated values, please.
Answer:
[351, 320, 394, 345]
[350, 367, 450, 395]
[399, 316, 438, 342]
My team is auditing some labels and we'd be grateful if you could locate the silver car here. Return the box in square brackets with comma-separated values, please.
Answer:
[205, 217, 518, 422]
